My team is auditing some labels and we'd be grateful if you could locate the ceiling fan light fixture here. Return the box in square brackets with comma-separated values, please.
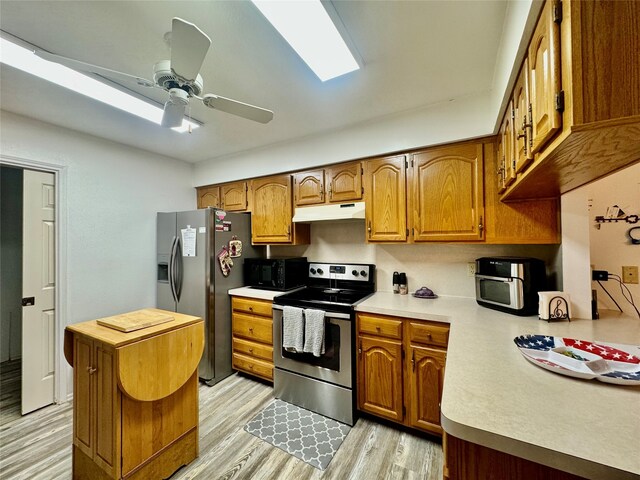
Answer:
[251, 0, 359, 82]
[0, 36, 199, 133]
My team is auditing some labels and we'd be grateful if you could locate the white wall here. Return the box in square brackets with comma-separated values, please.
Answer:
[588, 163, 640, 315]
[271, 222, 560, 298]
[561, 162, 640, 319]
[1, 167, 23, 362]
[193, 92, 495, 186]
[0, 111, 194, 394]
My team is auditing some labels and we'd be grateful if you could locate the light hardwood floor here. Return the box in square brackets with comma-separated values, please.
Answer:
[0, 360, 21, 426]
[0, 371, 442, 479]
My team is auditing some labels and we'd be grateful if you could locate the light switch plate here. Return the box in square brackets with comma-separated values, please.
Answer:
[622, 266, 639, 284]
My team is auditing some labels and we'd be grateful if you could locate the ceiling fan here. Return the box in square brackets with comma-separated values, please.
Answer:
[34, 18, 274, 128]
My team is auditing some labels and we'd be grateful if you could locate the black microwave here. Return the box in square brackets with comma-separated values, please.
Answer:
[475, 257, 546, 316]
[243, 257, 308, 291]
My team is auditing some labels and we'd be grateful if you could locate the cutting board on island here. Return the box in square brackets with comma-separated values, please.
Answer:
[96, 308, 174, 332]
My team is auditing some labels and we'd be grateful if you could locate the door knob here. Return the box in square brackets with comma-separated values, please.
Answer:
[22, 297, 35, 306]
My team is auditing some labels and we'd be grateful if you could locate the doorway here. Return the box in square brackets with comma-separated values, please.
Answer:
[0, 165, 56, 421]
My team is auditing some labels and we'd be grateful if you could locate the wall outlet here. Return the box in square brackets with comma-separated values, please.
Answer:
[622, 266, 639, 284]
[467, 262, 476, 277]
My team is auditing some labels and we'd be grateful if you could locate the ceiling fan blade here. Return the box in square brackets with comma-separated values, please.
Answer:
[201, 94, 274, 124]
[161, 100, 186, 128]
[170, 18, 211, 81]
[34, 49, 155, 88]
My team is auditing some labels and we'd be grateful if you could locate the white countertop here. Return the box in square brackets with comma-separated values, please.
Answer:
[355, 293, 640, 480]
[228, 286, 298, 301]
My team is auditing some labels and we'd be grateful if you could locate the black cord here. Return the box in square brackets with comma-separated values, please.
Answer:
[608, 274, 640, 318]
[597, 280, 623, 313]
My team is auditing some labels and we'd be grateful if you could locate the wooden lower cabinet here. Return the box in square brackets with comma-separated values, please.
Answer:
[358, 335, 404, 422]
[444, 433, 588, 480]
[407, 345, 446, 435]
[356, 313, 449, 435]
[64, 310, 203, 480]
[231, 297, 274, 382]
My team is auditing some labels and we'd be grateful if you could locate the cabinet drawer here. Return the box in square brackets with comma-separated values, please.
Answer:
[408, 321, 449, 348]
[232, 297, 273, 317]
[232, 313, 273, 344]
[233, 338, 273, 363]
[358, 313, 403, 340]
[232, 353, 273, 381]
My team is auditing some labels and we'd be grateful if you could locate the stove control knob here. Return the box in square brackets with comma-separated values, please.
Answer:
[317, 268, 324, 275]
[360, 270, 367, 277]
[352, 270, 359, 277]
[310, 268, 317, 274]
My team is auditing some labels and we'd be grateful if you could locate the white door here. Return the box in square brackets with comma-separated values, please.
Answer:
[22, 169, 55, 414]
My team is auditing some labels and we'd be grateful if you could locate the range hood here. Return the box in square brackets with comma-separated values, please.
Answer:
[292, 202, 365, 223]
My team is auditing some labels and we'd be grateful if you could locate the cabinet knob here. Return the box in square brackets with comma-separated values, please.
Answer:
[249, 327, 254, 333]
[249, 348, 254, 353]
[87, 366, 97, 375]
[367, 221, 372, 234]
[249, 306, 253, 311]
[375, 326, 381, 332]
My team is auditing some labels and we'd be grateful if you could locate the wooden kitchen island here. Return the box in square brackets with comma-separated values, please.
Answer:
[64, 309, 204, 480]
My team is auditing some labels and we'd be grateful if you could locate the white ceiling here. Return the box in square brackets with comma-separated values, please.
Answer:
[0, 1, 508, 163]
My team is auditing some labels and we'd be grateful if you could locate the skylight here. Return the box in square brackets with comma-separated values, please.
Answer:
[0, 36, 199, 133]
[251, 0, 359, 82]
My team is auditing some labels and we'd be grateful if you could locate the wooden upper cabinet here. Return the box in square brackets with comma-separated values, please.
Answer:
[251, 175, 310, 245]
[326, 161, 363, 203]
[483, 141, 560, 244]
[528, 0, 561, 154]
[251, 175, 292, 243]
[363, 155, 407, 242]
[501, 101, 516, 187]
[410, 143, 484, 242]
[293, 170, 325, 206]
[293, 162, 363, 207]
[197, 186, 220, 209]
[513, 59, 533, 174]
[221, 181, 248, 211]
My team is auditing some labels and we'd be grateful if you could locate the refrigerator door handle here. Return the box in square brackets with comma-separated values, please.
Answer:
[169, 235, 178, 303]
[175, 236, 183, 302]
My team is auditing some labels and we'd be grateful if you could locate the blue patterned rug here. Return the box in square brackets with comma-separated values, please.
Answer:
[244, 399, 351, 470]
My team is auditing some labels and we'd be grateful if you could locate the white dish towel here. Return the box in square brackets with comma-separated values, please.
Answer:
[283, 306, 304, 352]
[303, 308, 326, 357]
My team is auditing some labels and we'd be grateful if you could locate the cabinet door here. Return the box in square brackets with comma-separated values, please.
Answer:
[363, 155, 407, 242]
[410, 143, 484, 242]
[501, 101, 516, 187]
[357, 335, 404, 422]
[197, 186, 220, 209]
[74, 336, 93, 458]
[293, 170, 325, 206]
[496, 131, 506, 194]
[326, 161, 363, 203]
[93, 343, 117, 476]
[221, 181, 248, 211]
[528, 0, 561, 154]
[513, 59, 533, 173]
[251, 175, 294, 243]
[407, 345, 446, 435]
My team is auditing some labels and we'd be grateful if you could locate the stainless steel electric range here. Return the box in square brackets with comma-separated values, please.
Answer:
[272, 262, 375, 426]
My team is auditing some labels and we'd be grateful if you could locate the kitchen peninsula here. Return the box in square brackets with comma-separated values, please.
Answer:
[355, 294, 640, 480]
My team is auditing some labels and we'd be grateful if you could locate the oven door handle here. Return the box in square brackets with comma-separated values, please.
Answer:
[272, 304, 351, 320]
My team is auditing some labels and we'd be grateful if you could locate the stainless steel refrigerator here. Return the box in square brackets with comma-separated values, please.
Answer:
[157, 209, 263, 385]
